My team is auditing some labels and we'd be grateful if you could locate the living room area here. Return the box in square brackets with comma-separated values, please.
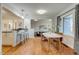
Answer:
[0, 3, 79, 55]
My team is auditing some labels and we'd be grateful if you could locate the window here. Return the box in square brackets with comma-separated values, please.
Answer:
[63, 14, 73, 36]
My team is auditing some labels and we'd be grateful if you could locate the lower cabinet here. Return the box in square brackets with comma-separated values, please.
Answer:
[2, 32, 15, 47]
[2, 31, 28, 47]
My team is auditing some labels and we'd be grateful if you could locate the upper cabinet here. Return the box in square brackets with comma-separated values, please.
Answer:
[2, 7, 24, 32]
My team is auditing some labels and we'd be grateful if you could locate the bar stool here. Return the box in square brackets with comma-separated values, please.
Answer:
[24, 31, 27, 43]
[21, 31, 25, 44]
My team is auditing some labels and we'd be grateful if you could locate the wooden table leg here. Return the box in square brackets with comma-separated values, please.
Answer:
[48, 38, 51, 54]
[58, 38, 62, 54]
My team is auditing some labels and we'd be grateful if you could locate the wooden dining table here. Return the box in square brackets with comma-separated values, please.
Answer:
[41, 33, 63, 54]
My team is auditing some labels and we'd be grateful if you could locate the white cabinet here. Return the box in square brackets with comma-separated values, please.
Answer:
[13, 30, 26, 47]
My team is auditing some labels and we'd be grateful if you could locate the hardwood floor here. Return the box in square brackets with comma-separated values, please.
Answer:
[2, 37, 74, 55]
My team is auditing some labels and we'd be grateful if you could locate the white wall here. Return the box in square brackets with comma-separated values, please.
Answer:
[56, 4, 76, 49]
[0, 4, 2, 54]
[24, 18, 31, 29]
[24, 18, 34, 38]
[62, 9, 75, 49]
[31, 19, 56, 32]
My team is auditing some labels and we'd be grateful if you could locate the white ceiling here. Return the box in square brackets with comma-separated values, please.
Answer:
[3, 3, 74, 20]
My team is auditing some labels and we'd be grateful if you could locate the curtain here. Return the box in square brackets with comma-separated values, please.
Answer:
[74, 4, 79, 54]
[75, 4, 79, 40]
[56, 16, 61, 33]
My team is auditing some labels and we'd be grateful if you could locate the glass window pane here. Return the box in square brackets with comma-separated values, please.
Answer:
[63, 14, 73, 36]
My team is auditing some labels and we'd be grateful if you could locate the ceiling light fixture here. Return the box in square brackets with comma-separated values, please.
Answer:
[36, 9, 47, 14]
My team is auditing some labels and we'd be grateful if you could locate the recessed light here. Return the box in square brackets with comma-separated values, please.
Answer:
[21, 16, 24, 19]
[34, 19, 38, 21]
[36, 9, 47, 14]
[49, 19, 52, 21]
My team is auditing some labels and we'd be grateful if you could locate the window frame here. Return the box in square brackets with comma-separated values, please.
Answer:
[60, 9, 75, 37]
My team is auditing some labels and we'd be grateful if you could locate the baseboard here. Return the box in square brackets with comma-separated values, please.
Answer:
[62, 43, 69, 47]
[62, 42, 74, 50]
